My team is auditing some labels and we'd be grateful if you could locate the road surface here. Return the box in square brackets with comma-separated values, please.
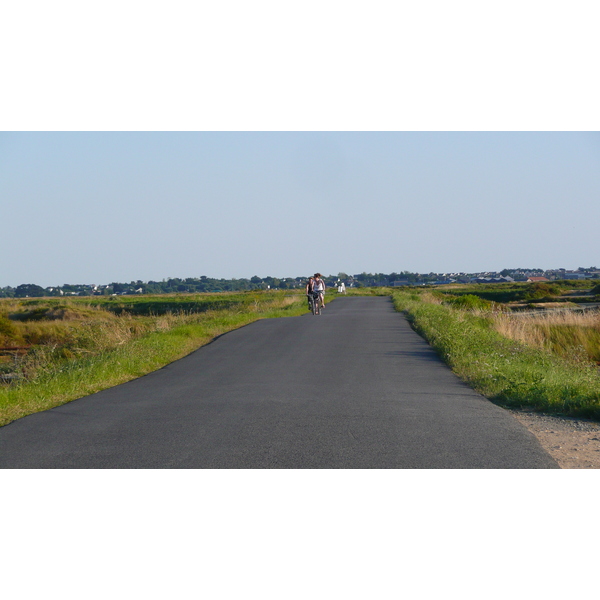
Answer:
[0, 297, 557, 468]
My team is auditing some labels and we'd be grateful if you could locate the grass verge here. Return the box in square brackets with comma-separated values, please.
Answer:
[392, 289, 600, 420]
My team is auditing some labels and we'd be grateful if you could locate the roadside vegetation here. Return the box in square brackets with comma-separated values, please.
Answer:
[391, 286, 600, 420]
[0, 291, 311, 426]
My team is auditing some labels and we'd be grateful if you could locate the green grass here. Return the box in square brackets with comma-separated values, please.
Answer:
[442, 294, 495, 311]
[88, 292, 262, 316]
[0, 291, 316, 426]
[392, 289, 600, 419]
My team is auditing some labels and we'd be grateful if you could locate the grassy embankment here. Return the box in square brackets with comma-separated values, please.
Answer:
[0, 291, 313, 427]
[391, 285, 600, 419]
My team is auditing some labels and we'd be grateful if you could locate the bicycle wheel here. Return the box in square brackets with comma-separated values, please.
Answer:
[311, 295, 318, 315]
[314, 295, 321, 315]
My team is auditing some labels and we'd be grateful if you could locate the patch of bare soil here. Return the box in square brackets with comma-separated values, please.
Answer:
[508, 408, 600, 469]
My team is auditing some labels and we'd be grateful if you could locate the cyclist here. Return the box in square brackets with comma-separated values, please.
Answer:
[305, 276, 315, 310]
[313, 273, 326, 309]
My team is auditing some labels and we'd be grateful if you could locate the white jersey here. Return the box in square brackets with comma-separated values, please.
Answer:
[313, 279, 324, 292]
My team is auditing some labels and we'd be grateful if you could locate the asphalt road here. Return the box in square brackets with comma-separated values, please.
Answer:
[0, 297, 558, 468]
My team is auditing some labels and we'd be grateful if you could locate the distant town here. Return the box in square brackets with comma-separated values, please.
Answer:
[2, 267, 599, 298]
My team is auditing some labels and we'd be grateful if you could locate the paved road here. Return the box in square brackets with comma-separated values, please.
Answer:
[0, 297, 557, 468]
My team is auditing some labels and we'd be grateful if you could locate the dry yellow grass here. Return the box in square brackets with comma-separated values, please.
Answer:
[490, 309, 600, 364]
[419, 291, 444, 304]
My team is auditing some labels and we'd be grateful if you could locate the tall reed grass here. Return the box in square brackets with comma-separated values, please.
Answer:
[491, 309, 600, 364]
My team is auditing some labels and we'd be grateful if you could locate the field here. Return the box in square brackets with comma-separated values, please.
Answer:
[434, 279, 600, 305]
[0, 291, 310, 426]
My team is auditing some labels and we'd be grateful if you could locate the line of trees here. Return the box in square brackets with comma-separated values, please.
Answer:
[0, 272, 444, 297]
[1, 275, 339, 297]
[3, 267, 599, 298]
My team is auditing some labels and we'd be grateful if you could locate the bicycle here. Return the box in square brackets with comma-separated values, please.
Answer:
[308, 292, 321, 315]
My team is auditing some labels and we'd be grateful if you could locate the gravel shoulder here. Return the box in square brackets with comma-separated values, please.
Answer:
[508, 409, 600, 469]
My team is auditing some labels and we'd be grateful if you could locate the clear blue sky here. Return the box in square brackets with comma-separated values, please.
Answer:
[1, 131, 599, 287]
